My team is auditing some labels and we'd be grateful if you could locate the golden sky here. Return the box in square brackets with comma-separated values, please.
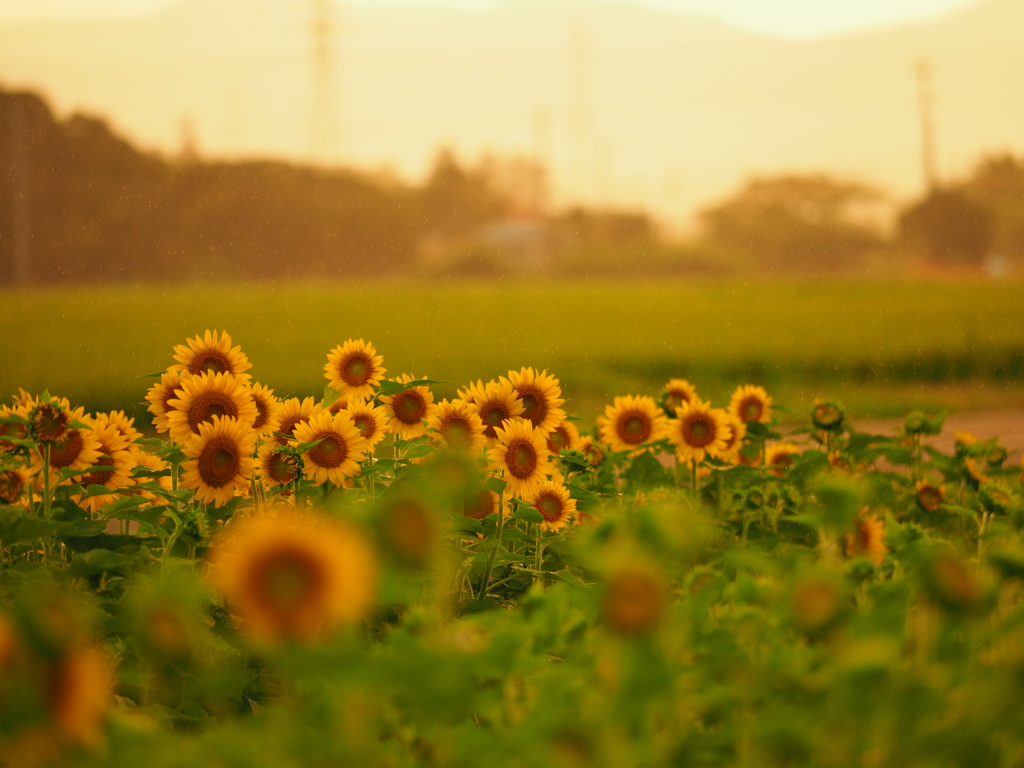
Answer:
[0, 0, 977, 36]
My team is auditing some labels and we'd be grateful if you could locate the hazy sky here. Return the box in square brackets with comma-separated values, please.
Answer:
[0, 0, 978, 36]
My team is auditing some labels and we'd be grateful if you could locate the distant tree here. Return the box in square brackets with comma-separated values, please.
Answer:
[898, 188, 993, 265]
[699, 175, 882, 272]
[419, 150, 506, 237]
[964, 154, 1024, 260]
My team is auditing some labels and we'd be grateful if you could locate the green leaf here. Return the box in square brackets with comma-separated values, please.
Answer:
[139, 371, 167, 378]
[67, 549, 135, 577]
[134, 438, 165, 447]
[292, 437, 326, 454]
[377, 379, 445, 397]
[0, 506, 74, 545]
[483, 476, 507, 494]
[510, 507, 544, 524]
[322, 386, 339, 408]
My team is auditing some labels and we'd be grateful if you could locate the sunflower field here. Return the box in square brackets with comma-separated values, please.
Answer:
[2, 330, 1024, 767]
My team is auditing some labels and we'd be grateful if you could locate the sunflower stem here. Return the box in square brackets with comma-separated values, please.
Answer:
[716, 469, 724, 515]
[480, 489, 505, 597]
[691, 459, 698, 498]
[533, 525, 545, 586]
[41, 443, 51, 519]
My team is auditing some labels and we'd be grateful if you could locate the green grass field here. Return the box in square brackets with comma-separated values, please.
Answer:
[3, 279, 1024, 425]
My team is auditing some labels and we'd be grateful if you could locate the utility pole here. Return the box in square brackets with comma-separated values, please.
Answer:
[915, 59, 937, 191]
[11, 97, 32, 287]
[310, 0, 339, 163]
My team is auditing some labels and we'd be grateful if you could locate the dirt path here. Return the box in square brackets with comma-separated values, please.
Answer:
[854, 408, 1024, 460]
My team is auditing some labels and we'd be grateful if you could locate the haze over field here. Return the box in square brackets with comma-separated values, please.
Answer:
[0, 0, 1021, 223]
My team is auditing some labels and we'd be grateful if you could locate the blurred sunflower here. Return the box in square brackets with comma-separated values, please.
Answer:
[248, 383, 282, 439]
[344, 400, 391, 453]
[74, 419, 135, 514]
[668, 399, 731, 464]
[529, 480, 577, 532]
[256, 442, 299, 489]
[502, 368, 566, 434]
[179, 415, 257, 507]
[145, 369, 187, 435]
[728, 384, 773, 424]
[274, 397, 323, 447]
[717, 412, 747, 465]
[171, 329, 252, 380]
[845, 512, 887, 565]
[47, 646, 114, 748]
[765, 443, 801, 476]
[487, 418, 553, 499]
[0, 403, 29, 451]
[602, 566, 667, 637]
[206, 508, 377, 643]
[0, 467, 30, 504]
[811, 400, 844, 433]
[292, 411, 368, 486]
[916, 480, 944, 513]
[324, 339, 386, 402]
[578, 435, 606, 467]
[381, 374, 436, 441]
[427, 399, 486, 453]
[461, 488, 507, 520]
[546, 420, 581, 454]
[31, 406, 102, 487]
[660, 378, 698, 416]
[167, 371, 257, 446]
[472, 379, 526, 445]
[597, 395, 667, 454]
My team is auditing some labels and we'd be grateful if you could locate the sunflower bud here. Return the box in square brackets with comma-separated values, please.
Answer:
[30, 401, 69, 444]
[811, 400, 844, 433]
[915, 480, 944, 513]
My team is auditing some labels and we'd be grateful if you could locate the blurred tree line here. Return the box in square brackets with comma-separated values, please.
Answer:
[2, 85, 1022, 283]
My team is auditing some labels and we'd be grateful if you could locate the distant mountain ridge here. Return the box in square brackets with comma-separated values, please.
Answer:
[0, 0, 1020, 222]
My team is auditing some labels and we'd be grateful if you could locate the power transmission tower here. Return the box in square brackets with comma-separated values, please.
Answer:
[915, 60, 937, 191]
[310, 0, 339, 163]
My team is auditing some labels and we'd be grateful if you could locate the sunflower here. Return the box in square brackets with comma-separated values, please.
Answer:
[0, 403, 29, 451]
[324, 339, 386, 402]
[766, 443, 801, 476]
[47, 646, 113, 747]
[828, 451, 853, 473]
[145, 369, 188, 435]
[324, 394, 357, 415]
[206, 508, 377, 643]
[472, 379, 526, 445]
[546, 420, 581, 454]
[274, 397, 323, 447]
[502, 368, 566, 435]
[179, 416, 257, 507]
[529, 480, 577, 532]
[166, 371, 257, 447]
[456, 379, 488, 406]
[845, 512, 887, 565]
[344, 400, 391, 453]
[129, 451, 173, 503]
[487, 418, 553, 500]
[380, 374, 436, 441]
[597, 395, 667, 454]
[717, 412, 746, 465]
[31, 406, 102, 486]
[171, 329, 252, 381]
[247, 383, 282, 438]
[728, 384, 773, 424]
[291, 411, 368, 486]
[93, 411, 142, 451]
[668, 399, 731, 464]
[427, 399, 486, 453]
[0, 467, 30, 504]
[30, 399, 72, 444]
[578, 435, 606, 467]
[74, 419, 135, 514]
[256, 442, 299, 489]
[602, 567, 667, 637]
[811, 400, 844, 433]
[461, 488, 508, 520]
[916, 480, 944, 513]
[660, 378, 698, 416]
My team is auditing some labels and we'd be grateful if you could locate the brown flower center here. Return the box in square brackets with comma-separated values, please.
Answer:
[0, 470, 25, 503]
[518, 387, 548, 427]
[49, 431, 85, 468]
[463, 490, 497, 520]
[81, 455, 117, 488]
[739, 397, 763, 422]
[506, 439, 538, 479]
[480, 401, 510, 438]
[187, 391, 239, 434]
[682, 415, 715, 448]
[252, 397, 269, 430]
[665, 390, 690, 411]
[352, 415, 373, 440]
[393, 391, 427, 425]
[198, 436, 241, 488]
[308, 432, 347, 469]
[617, 412, 651, 446]
[547, 426, 570, 453]
[161, 385, 184, 415]
[251, 546, 326, 615]
[275, 415, 307, 446]
[537, 492, 563, 522]
[443, 417, 473, 448]
[341, 355, 372, 387]
[189, 350, 232, 376]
